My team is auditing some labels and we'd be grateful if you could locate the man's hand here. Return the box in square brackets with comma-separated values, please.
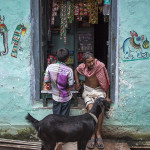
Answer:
[74, 69, 81, 91]
[106, 97, 111, 104]
[75, 83, 81, 91]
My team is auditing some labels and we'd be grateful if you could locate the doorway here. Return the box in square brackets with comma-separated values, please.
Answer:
[94, 14, 108, 67]
[39, 0, 110, 106]
[31, 0, 118, 104]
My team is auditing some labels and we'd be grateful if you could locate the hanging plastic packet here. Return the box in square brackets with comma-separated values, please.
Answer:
[83, 1, 88, 16]
[97, 0, 103, 14]
[51, 0, 59, 25]
[60, 0, 67, 44]
[75, 1, 82, 21]
[67, 0, 74, 23]
[103, 0, 111, 16]
[88, 0, 98, 24]
[79, 1, 84, 16]
[74, 2, 79, 16]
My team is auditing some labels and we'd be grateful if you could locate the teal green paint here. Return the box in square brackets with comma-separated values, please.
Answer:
[1, 0, 150, 141]
[0, 0, 32, 126]
[112, 0, 150, 136]
[104, 0, 111, 5]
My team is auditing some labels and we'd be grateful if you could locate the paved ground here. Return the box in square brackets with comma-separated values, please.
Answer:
[58, 140, 130, 150]
[0, 140, 131, 150]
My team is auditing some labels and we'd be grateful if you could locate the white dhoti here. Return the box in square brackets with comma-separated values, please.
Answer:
[82, 84, 106, 108]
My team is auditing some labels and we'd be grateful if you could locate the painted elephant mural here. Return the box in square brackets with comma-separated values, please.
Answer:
[122, 31, 150, 61]
[0, 15, 9, 56]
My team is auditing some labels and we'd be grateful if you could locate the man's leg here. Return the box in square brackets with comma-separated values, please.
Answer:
[53, 100, 63, 150]
[87, 103, 96, 149]
[96, 113, 104, 149]
[55, 101, 71, 150]
[96, 113, 103, 138]
[61, 100, 71, 116]
[53, 100, 61, 115]
[55, 143, 63, 150]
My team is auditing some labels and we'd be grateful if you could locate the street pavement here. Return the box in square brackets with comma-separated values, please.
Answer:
[57, 140, 130, 150]
[0, 140, 130, 150]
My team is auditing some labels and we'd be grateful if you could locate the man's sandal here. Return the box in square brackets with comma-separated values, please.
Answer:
[96, 137, 104, 149]
[87, 138, 95, 149]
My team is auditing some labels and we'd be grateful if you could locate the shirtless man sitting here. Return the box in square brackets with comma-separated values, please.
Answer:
[75, 52, 111, 149]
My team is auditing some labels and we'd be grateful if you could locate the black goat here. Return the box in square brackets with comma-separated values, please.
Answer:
[26, 97, 110, 150]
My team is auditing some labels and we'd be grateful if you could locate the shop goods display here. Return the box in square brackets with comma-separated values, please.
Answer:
[51, 0, 110, 44]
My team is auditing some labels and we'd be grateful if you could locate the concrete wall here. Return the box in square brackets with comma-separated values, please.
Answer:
[119, 0, 150, 126]
[0, 0, 150, 141]
[0, 0, 52, 140]
[0, 0, 33, 139]
[103, 0, 150, 140]
[0, 1, 31, 120]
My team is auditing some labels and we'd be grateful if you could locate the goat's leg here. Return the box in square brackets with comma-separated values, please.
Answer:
[49, 142, 56, 150]
[77, 140, 88, 150]
[41, 141, 56, 150]
[81, 140, 89, 150]
[41, 141, 48, 150]
[41, 144, 44, 150]
[41, 141, 49, 150]
[77, 141, 82, 150]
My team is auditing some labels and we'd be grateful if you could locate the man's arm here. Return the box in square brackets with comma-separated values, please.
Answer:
[75, 69, 81, 91]
[68, 69, 74, 88]
[106, 87, 111, 103]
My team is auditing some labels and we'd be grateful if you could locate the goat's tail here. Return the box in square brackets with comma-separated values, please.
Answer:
[25, 113, 39, 131]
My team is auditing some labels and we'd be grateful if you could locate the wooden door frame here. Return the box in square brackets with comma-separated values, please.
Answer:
[30, 0, 41, 102]
[107, 0, 119, 103]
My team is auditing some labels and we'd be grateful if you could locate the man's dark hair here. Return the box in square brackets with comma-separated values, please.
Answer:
[57, 48, 69, 62]
[82, 52, 94, 62]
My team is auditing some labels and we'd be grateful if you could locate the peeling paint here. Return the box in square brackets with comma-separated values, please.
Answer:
[0, 127, 38, 141]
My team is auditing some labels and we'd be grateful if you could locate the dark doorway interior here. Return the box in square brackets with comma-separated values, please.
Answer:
[94, 14, 108, 66]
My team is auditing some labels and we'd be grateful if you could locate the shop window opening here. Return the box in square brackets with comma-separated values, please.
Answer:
[40, 0, 111, 107]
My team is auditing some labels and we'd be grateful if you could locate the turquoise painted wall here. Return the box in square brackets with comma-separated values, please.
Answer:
[0, 0, 32, 126]
[0, 0, 51, 131]
[119, 0, 150, 125]
[103, 0, 150, 139]
[1, 0, 150, 141]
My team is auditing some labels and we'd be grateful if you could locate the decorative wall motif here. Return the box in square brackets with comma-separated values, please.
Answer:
[0, 15, 27, 58]
[11, 24, 27, 58]
[0, 15, 9, 56]
[122, 31, 149, 61]
[0, 0, 31, 133]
